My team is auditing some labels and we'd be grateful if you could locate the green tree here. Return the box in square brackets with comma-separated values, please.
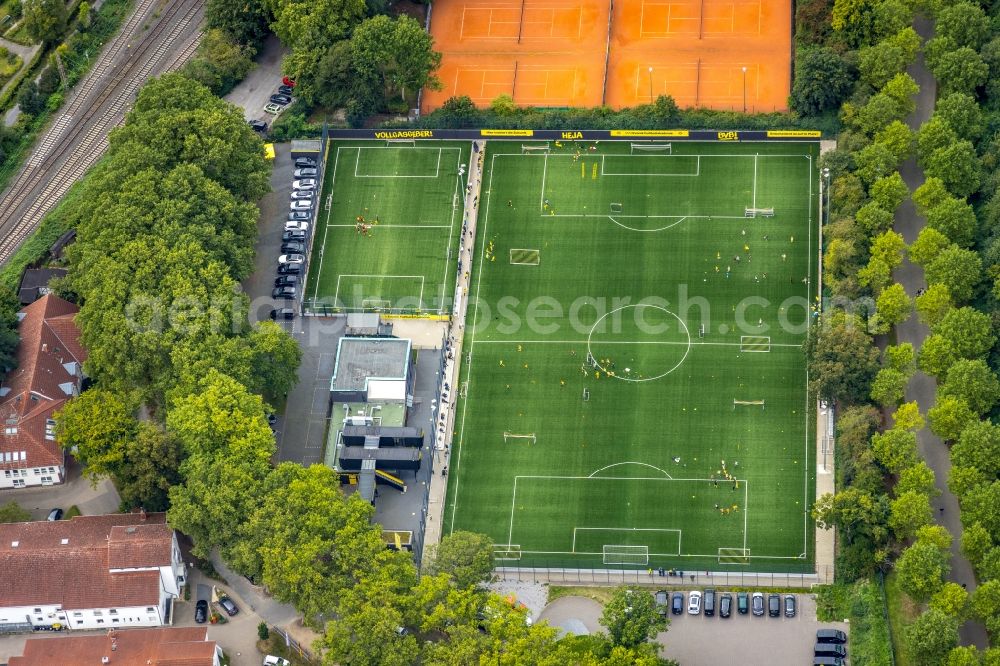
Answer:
[961, 522, 993, 569]
[790, 47, 853, 115]
[806, 313, 880, 404]
[182, 29, 258, 96]
[919, 334, 959, 378]
[874, 121, 914, 164]
[871, 367, 909, 406]
[925, 246, 981, 303]
[947, 646, 981, 666]
[907, 609, 960, 665]
[951, 420, 1000, 480]
[886, 343, 916, 373]
[0, 501, 31, 523]
[812, 487, 889, 544]
[246, 321, 302, 400]
[853, 141, 899, 184]
[351, 15, 442, 103]
[892, 401, 924, 432]
[931, 47, 989, 96]
[897, 461, 938, 497]
[425, 531, 495, 589]
[972, 581, 1000, 636]
[831, 0, 879, 46]
[897, 540, 950, 602]
[855, 202, 896, 236]
[872, 427, 919, 473]
[930, 582, 969, 620]
[869, 172, 909, 212]
[116, 423, 183, 511]
[915, 283, 953, 326]
[925, 197, 976, 247]
[940, 359, 1000, 415]
[927, 396, 976, 441]
[936, 2, 990, 50]
[873, 282, 911, 333]
[924, 141, 981, 198]
[21, 0, 68, 44]
[933, 307, 995, 360]
[935, 93, 983, 142]
[55, 388, 139, 484]
[600, 587, 667, 650]
[917, 117, 960, 167]
[206, 0, 270, 46]
[890, 490, 933, 540]
[913, 177, 951, 214]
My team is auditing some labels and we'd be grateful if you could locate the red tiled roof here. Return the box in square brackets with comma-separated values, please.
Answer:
[0, 513, 172, 610]
[9, 627, 216, 666]
[0, 294, 86, 472]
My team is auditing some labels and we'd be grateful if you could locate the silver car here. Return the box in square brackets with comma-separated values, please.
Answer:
[289, 200, 314, 211]
[292, 179, 317, 190]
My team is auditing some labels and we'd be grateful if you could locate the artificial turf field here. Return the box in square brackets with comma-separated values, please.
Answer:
[446, 140, 820, 572]
[305, 141, 471, 313]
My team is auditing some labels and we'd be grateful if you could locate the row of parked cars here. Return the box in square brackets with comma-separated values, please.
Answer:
[270, 156, 319, 320]
[813, 629, 849, 665]
[656, 589, 796, 618]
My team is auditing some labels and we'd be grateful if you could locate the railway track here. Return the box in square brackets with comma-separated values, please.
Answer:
[0, 0, 204, 263]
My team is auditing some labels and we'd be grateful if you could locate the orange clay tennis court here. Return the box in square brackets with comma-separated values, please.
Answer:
[422, 0, 790, 112]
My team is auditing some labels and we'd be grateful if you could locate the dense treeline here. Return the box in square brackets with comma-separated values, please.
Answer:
[802, 0, 1000, 661]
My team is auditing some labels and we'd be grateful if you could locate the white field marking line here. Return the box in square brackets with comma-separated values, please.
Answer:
[327, 224, 452, 229]
[574, 529, 682, 554]
[744, 479, 749, 552]
[472, 339, 802, 347]
[608, 215, 689, 232]
[539, 151, 549, 211]
[441, 147, 464, 308]
[752, 153, 758, 209]
[515, 475, 747, 481]
[513, 550, 810, 559]
[312, 147, 343, 304]
[352, 146, 459, 178]
[450, 150, 498, 535]
[588, 461, 672, 478]
[545, 213, 748, 219]
[600, 154, 700, 177]
[501, 152, 809, 160]
[333, 274, 425, 309]
[805, 153, 813, 559]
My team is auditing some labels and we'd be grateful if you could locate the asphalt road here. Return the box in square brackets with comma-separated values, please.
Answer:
[890, 15, 988, 648]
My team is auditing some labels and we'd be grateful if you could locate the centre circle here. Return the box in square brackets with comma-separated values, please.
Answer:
[586, 305, 691, 382]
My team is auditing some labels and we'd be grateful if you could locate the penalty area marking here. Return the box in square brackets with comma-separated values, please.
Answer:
[588, 461, 673, 479]
[607, 215, 689, 232]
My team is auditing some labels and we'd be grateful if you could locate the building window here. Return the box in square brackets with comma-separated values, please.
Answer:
[109, 610, 117, 615]
[92, 611, 102, 617]
[76, 621, 83, 625]
[4, 427, 17, 435]
[146, 607, 156, 612]
[73, 612, 82, 617]
[33, 608, 41, 613]
[44, 419, 56, 441]
[112, 618, 119, 623]
[3, 471, 8, 478]
[96, 619, 104, 624]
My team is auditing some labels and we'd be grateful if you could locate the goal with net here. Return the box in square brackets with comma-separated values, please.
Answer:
[744, 207, 775, 218]
[609, 202, 623, 214]
[494, 544, 522, 561]
[503, 432, 536, 444]
[603, 545, 649, 565]
[521, 143, 550, 154]
[630, 143, 672, 154]
[734, 399, 765, 410]
[386, 138, 416, 147]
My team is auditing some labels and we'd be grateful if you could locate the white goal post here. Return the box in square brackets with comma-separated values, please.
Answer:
[521, 143, 551, 154]
[734, 399, 765, 410]
[386, 138, 416, 147]
[503, 432, 536, 444]
[744, 207, 775, 217]
[630, 142, 672, 154]
[603, 545, 649, 565]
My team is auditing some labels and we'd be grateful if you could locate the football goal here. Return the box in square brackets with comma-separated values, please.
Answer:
[503, 432, 536, 444]
[494, 544, 523, 561]
[521, 143, 550, 154]
[609, 202, 623, 214]
[734, 399, 765, 410]
[630, 143, 672, 154]
[744, 207, 775, 218]
[386, 138, 416, 147]
[509, 248, 540, 265]
[603, 545, 649, 565]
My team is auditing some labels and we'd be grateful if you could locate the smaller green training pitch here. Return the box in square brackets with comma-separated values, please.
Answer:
[305, 141, 471, 314]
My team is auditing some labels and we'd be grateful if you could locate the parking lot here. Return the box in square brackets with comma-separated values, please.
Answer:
[657, 592, 849, 665]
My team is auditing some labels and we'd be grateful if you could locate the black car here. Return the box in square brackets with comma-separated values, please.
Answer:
[194, 599, 208, 623]
[272, 286, 296, 300]
[784, 594, 796, 617]
[248, 119, 267, 132]
[294, 157, 317, 168]
[283, 230, 307, 242]
[816, 629, 848, 644]
[277, 263, 302, 275]
[270, 307, 295, 320]
[218, 597, 239, 616]
[46, 508, 63, 521]
[281, 241, 305, 253]
[813, 658, 845, 666]
[737, 592, 749, 615]
[751, 592, 764, 616]
[654, 590, 668, 617]
[719, 593, 732, 618]
[815, 644, 848, 659]
[703, 588, 715, 617]
[278, 85, 294, 96]
[288, 211, 311, 222]
[671, 592, 684, 615]
[269, 94, 292, 105]
[767, 594, 780, 617]
[275, 275, 299, 287]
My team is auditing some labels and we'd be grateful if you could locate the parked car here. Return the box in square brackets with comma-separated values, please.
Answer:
[269, 307, 296, 320]
[294, 168, 317, 178]
[282, 230, 307, 242]
[814, 644, 848, 659]
[264, 103, 282, 115]
[654, 590, 668, 617]
[288, 211, 311, 222]
[269, 94, 292, 105]
[280, 241, 305, 253]
[248, 119, 267, 132]
[751, 592, 764, 616]
[290, 199, 314, 211]
[278, 254, 304, 265]
[46, 508, 63, 521]
[194, 600, 208, 623]
[292, 179, 317, 190]
[719, 593, 732, 618]
[687, 591, 701, 615]
[278, 85, 294, 96]
[816, 629, 848, 644]
[767, 594, 780, 617]
[290, 190, 314, 200]
[277, 263, 302, 275]
[294, 157, 317, 168]
[263, 656, 291, 666]
[218, 596, 239, 616]
[784, 594, 796, 617]
[285, 220, 310, 232]
[670, 592, 684, 615]
[812, 658, 845, 666]
[272, 286, 296, 300]
[737, 591, 749, 615]
[703, 588, 715, 616]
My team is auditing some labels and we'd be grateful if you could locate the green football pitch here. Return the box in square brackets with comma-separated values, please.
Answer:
[446, 140, 820, 572]
[305, 141, 471, 313]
